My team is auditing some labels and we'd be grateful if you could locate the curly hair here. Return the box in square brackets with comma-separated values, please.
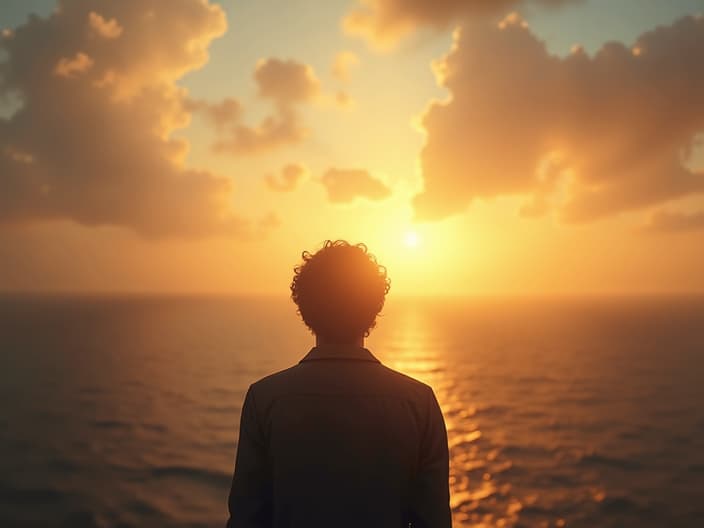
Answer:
[291, 240, 391, 342]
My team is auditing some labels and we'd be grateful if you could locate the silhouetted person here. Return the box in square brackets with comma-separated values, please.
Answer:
[227, 240, 451, 527]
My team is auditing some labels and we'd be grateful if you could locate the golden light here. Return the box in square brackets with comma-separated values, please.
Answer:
[404, 230, 420, 248]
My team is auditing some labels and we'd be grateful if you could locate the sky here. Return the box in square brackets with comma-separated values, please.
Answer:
[1, 0, 704, 296]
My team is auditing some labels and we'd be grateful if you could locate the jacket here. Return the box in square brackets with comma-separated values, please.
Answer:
[227, 344, 452, 527]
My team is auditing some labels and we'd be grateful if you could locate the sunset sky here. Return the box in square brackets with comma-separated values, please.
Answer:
[1, 0, 703, 296]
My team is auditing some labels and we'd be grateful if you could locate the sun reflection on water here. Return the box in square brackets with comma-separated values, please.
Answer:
[371, 301, 561, 527]
[372, 303, 519, 526]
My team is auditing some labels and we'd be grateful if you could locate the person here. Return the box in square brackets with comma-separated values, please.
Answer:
[227, 240, 451, 527]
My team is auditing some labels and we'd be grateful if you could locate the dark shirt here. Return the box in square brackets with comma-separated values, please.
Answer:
[227, 344, 452, 528]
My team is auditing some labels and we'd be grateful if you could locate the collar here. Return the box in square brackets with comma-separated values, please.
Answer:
[299, 344, 381, 363]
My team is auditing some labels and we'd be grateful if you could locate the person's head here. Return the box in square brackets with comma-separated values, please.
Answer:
[290, 240, 391, 344]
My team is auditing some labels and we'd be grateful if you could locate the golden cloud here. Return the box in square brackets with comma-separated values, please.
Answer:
[320, 168, 391, 203]
[344, 0, 580, 48]
[644, 209, 704, 233]
[0, 0, 265, 238]
[54, 52, 94, 78]
[211, 106, 307, 155]
[413, 14, 704, 223]
[185, 97, 243, 130]
[265, 163, 308, 192]
[332, 51, 360, 81]
[254, 58, 320, 104]
[191, 58, 320, 155]
[88, 11, 124, 39]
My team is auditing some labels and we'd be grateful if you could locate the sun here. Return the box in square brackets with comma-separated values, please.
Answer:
[403, 230, 420, 248]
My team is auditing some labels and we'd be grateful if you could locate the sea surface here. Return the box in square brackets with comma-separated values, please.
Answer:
[0, 294, 703, 527]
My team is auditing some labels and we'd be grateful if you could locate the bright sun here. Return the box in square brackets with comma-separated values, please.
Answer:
[404, 230, 420, 248]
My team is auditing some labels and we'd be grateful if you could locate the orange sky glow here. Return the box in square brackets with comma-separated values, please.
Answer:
[1, 0, 703, 296]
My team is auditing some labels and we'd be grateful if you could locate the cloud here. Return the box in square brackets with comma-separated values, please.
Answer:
[320, 168, 391, 203]
[344, 0, 580, 48]
[191, 58, 319, 155]
[211, 107, 307, 155]
[265, 163, 308, 192]
[254, 58, 320, 104]
[88, 11, 124, 39]
[413, 14, 704, 222]
[0, 0, 261, 238]
[54, 51, 94, 77]
[185, 97, 242, 130]
[335, 90, 354, 108]
[332, 51, 360, 81]
[644, 209, 704, 233]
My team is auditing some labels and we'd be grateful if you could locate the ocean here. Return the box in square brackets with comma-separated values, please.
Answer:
[0, 295, 703, 527]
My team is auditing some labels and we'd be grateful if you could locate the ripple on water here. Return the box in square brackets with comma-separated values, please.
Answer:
[149, 465, 232, 490]
[577, 452, 644, 471]
[598, 495, 641, 515]
[138, 422, 168, 434]
[0, 483, 67, 506]
[449, 430, 483, 450]
[2, 295, 704, 527]
[59, 510, 108, 528]
[91, 419, 133, 431]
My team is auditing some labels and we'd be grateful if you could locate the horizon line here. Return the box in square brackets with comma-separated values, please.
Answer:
[2, 289, 704, 300]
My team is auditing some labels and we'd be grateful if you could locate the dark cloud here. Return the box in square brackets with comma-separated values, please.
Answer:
[320, 168, 391, 203]
[344, 0, 580, 48]
[191, 58, 319, 155]
[414, 14, 704, 222]
[0, 0, 258, 237]
[644, 209, 704, 233]
[265, 163, 308, 192]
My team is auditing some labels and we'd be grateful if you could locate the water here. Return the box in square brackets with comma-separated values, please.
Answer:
[1, 294, 703, 527]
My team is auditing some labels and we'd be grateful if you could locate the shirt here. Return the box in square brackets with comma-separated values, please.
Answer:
[227, 344, 452, 528]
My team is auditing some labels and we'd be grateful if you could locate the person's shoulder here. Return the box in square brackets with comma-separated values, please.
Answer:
[248, 363, 306, 399]
[376, 362, 435, 398]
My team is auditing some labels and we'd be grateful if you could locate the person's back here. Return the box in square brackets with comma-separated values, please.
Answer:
[227, 241, 452, 527]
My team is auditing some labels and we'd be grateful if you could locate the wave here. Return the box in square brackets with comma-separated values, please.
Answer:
[59, 510, 108, 528]
[0, 482, 67, 506]
[138, 422, 168, 433]
[599, 495, 641, 514]
[149, 465, 231, 489]
[578, 452, 643, 471]
[91, 419, 133, 430]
